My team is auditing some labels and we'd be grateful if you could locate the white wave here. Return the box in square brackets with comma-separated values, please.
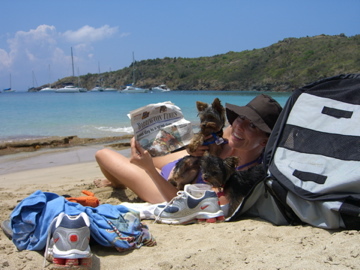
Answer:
[96, 126, 134, 134]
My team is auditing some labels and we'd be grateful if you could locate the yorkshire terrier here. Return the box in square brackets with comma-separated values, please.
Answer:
[168, 98, 227, 190]
[223, 165, 266, 218]
[188, 97, 226, 156]
[168, 153, 238, 191]
[168, 155, 202, 190]
[200, 153, 239, 189]
[200, 155, 266, 217]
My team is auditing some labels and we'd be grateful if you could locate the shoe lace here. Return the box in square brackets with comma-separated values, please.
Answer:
[42, 215, 59, 269]
[153, 191, 185, 224]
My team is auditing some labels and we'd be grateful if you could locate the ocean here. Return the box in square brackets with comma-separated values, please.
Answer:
[0, 91, 291, 142]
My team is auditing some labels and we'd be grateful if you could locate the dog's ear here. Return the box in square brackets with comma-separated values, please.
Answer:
[212, 98, 225, 115]
[223, 156, 239, 179]
[196, 101, 208, 112]
[223, 156, 239, 170]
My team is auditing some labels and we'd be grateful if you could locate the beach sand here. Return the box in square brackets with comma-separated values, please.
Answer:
[0, 145, 359, 270]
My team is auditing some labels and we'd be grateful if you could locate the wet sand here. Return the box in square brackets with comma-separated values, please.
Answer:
[0, 135, 132, 174]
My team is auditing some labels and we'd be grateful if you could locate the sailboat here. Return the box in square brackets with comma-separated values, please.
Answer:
[120, 52, 149, 93]
[40, 65, 56, 92]
[56, 48, 87, 93]
[3, 74, 15, 92]
[76, 69, 87, 92]
[151, 84, 171, 92]
[27, 70, 38, 92]
[91, 62, 106, 91]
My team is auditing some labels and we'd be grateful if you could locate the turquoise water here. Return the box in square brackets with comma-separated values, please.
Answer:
[0, 91, 291, 142]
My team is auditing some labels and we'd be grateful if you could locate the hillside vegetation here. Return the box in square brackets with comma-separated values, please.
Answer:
[51, 34, 359, 92]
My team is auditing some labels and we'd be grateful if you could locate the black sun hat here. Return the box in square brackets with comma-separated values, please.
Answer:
[225, 94, 282, 133]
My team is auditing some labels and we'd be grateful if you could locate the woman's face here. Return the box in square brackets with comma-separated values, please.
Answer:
[228, 116, 268, 151]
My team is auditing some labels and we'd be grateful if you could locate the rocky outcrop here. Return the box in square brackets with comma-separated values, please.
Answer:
[0, 135, 132, 156]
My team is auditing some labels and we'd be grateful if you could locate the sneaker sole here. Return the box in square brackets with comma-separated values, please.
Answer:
[53, 246, 92, 259]
[50, 257, 92, 270]
[156, 210, 224, 225]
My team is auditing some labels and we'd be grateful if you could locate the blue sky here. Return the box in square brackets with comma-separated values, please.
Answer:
[1, 0, 359, 91]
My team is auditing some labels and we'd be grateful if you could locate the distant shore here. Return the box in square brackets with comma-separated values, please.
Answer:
[0, 135, 133, 156]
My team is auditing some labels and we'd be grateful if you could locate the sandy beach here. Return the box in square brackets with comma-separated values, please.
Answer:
[0, 143, 359, 270]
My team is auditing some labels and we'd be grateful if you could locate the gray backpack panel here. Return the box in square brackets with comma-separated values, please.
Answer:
[228, 74, 360, 230]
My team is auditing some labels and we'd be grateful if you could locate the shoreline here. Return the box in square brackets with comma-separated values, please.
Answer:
[0, 135, 133, 156]
[0, 136, 132, 175]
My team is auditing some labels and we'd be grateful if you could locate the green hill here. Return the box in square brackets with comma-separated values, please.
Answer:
[51, 34, 360, 92]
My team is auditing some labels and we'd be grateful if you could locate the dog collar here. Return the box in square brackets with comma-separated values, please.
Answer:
[202, 132, 228, 146]
[236, 155, 263, 171]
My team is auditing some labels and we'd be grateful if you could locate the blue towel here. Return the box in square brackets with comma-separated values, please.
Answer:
[10, 190, 156, 251]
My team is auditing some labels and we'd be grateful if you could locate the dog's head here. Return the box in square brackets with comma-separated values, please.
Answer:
[196, 98, 225, 136]
[200, 153, 239, 188]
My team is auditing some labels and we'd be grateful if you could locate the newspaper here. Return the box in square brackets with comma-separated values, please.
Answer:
[128, 101, 194, 156]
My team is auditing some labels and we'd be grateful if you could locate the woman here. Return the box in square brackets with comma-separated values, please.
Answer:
[94, 94, 282, 205]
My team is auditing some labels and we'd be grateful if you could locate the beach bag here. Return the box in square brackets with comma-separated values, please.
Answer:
[227, 74, 360, 230]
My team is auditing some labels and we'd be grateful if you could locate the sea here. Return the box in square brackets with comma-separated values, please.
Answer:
[0, 91, 292, 142]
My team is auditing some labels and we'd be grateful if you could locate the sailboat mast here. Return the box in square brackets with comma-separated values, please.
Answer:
[48, 64, 52, 87]
[71, 47, 75, 77]
[97, 62, 102, 87]
[132, 52, 135, 85]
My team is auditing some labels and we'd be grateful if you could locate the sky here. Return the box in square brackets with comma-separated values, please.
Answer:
[1, 0, 359, 91]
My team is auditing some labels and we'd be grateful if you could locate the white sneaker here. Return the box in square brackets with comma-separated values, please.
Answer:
[154, 184, 224, 224]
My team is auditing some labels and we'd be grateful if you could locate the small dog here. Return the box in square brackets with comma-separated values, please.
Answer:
[168, 98, 227, 190]
[200, 153, 239, 188]
[188, 97, 226, 157]
[223, 165, 266, 217]
[201, 156, 266, 217]
[168, 155, 202, 190]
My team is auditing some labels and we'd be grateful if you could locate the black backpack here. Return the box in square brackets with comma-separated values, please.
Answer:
[227, 74, 360, 230]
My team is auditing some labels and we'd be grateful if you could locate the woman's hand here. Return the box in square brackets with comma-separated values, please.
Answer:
[186, 135, 212, 156]
[129, 137, 156, 173]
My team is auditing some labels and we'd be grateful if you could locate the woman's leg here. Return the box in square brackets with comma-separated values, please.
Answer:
[95, 148, 166, 204]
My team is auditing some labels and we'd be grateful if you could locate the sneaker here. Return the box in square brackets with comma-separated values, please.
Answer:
[44, 212, 92, 267]
[154, 184, 225, 224]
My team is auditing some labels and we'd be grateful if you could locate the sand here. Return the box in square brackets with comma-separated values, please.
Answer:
[0, 146, 359, 270]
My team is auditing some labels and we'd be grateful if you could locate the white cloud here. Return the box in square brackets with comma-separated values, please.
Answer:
[62, 25, 118, 44]
[0, 49, 11, 70]
[1, 24, 119, 68]
[0, 25, 58, 72]
[120, 32, 131, 38]
[0, 24, 122, 88]
[7, 25, 58, 63]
